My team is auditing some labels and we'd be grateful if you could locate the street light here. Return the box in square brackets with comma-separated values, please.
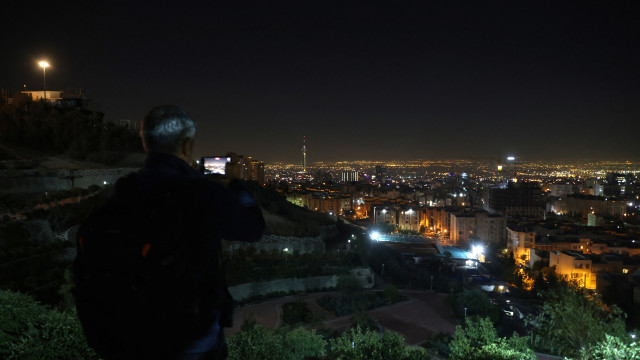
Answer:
[38, 61, 49, 101]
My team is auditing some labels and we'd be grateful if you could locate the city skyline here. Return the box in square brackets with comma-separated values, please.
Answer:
[3, 1, 639, 162]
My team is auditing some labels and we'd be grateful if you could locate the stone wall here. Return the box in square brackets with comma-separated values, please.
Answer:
[228, 267, 374, 301]
[224, 234, 325, 255]
[0, 168, 138, 194]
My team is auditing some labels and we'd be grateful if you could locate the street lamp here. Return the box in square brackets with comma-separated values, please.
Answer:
[38, 61, 50, 101]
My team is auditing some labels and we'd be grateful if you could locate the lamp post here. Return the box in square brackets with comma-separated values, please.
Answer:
[38, 61, 49, 101]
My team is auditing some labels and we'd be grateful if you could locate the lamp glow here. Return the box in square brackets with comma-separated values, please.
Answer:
[38, 61, 50, 101]
[471, 244, 485, 258]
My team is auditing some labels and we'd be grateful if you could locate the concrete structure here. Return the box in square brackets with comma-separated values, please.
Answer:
[549, 251, 595, 289]
[449, 211, 506, 247]
[372, 205, 421, 232]
[550, 183, 574, 197]
[450, 213, 475, 245]
[483, 181, 545, 218]
[0, 168, 137, 194]
[507, 226, 536, 265]
[340, 170, 359, 182]
[397, 208, 420, 231]
[551, 194, 626, 219]
[474, 212, 506, 245]
[228, 268, 374, 301]
[224, 234, 325, 255]
[22, 90, 63, 100]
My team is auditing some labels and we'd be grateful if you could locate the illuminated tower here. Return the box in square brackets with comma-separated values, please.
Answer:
[301, 136, 307, 173]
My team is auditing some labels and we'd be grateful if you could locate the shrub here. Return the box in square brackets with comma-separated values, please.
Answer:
[448, 317, 534, 360]
[0, 289, 97, 360]
[329, 326, 430, 360]
[584, 334, 640, 360]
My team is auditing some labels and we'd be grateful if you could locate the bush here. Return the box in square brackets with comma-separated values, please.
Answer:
[583, 334, 640, 360]
[448, 317, 534, 360]
[281, 327, 327, 360]
[329, 326, 430, 360]
[527, 284, 627, 358]
[384, 284, 400, 304]
[282, 299, 323, 326]
[351, 310, 379, 332]
[0, 290, 97, 359]
[227, 317, 282, 360]
[228, 316, 327, 360]
[453, 288, 502, 324]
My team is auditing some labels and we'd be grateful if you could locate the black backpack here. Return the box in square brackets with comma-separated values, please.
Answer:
[73, 173, 231, 359]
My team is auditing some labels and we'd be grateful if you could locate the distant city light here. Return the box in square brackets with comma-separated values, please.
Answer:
[507, 156, 516, 161]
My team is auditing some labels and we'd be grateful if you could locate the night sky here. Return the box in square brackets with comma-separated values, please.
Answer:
[4, 1, 639, 163]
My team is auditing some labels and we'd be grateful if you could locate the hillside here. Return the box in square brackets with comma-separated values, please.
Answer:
[0, 98, 143, 167]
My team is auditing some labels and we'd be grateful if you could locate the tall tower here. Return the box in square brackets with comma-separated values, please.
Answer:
[301, 136, 307, 172]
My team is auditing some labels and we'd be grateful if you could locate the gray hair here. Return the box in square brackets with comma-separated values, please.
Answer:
[140, 105, 196, 153]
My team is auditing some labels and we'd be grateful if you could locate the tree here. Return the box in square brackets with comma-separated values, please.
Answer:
[526, 284, 627, 358]
[227, 317, 282, 360]
[328, 326, 430, 360]
[383, 284, 400, 304]
[448, 317, 535, 360]
[337, 274, 362, 297]
[281, 327, 327, 360]
[584, 334, 640, 360]
[351, 311, 378, 332]
[229, 317, 328, 360]
[454, 288, 501, 324]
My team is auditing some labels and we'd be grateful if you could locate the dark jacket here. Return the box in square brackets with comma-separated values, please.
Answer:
[138, 152, 265, 355]
[138, 152, 265, 243]
[74, 152, 264, 359]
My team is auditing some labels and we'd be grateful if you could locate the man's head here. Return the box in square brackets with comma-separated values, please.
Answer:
[140, 105, 196, 161]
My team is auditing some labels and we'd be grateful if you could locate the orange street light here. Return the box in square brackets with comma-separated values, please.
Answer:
[38, 61, 50, 101]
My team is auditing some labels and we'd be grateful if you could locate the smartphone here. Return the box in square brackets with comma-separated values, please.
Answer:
[201, 156, 231, 175]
